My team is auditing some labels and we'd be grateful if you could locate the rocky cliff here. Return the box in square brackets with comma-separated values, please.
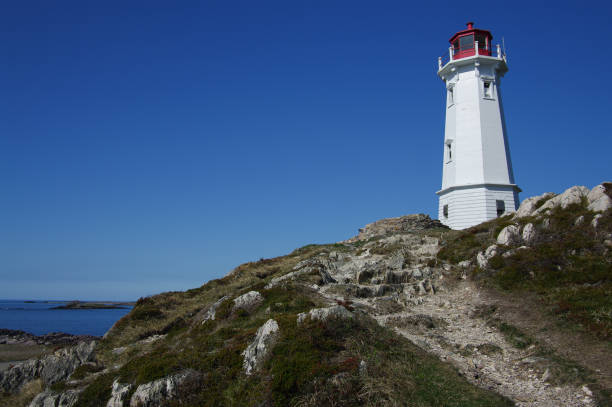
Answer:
[1, 182, 610, 407]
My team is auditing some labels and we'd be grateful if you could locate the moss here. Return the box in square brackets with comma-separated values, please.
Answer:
[74, 373, 115, 407]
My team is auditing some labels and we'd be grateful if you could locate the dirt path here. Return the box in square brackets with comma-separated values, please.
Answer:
[480, 286, 612, 390]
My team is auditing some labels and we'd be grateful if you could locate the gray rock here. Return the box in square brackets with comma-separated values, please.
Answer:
[502, 246, 529, 258]
[232, 291, 263, 313]
[29, 389, 81, 407]
[129, 370, 197, 407]
[0, 341, 96, 393]
[521, 223, 536, 245]
[574, 215, 585, 226]
[477, 245, 500, 269]
[344, 214, 446, 243]
[514, 192, 556, 218]
[496, 225, 521, 246]
[542, 218, 551, 229]
[242, 319, 279, 375]
[457, 260, 472, 268]
[197, 296, 228, 324]
[534, 186, 589, 215]
[297, 305, 353, 324]
[106, 379, 132, 407]
[587, 184, 612, 212]
[592, 214, 603, 229]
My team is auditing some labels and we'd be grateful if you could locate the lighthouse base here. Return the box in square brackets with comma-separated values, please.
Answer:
[436, 184, 520, 230]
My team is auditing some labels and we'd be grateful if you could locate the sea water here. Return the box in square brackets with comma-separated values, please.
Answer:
[0, 300, 132, 337]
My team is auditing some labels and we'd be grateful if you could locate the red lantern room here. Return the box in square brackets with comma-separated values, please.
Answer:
[449, 22, 492, 60]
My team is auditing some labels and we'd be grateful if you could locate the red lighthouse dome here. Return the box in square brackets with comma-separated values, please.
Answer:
[449, 21, 493, 60]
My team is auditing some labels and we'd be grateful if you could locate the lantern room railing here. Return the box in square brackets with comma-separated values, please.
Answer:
[438, 42, 503, 70]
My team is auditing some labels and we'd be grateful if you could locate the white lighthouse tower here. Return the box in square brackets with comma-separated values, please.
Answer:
[436, 22, 520, 230]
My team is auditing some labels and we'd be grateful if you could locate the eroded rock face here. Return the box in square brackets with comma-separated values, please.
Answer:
[0, 341, 96, 393]
[514, 192, 556, 218]
[232, 291, 263, 313]
[129, 370, 197, 407]
[533, 186, 590, 215]
[29, 389, 81, 407]
[106, 379, 132, 407]
[344, 214, 446, 243]
[242, 319, 279, 375]
[297, 305, 353, 324]
[521, 223, 536, 245]
[587, 183, 612, 212]
[496, 225, 521, 246]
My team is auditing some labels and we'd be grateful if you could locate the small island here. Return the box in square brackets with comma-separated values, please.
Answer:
[51, 301, 134, 310]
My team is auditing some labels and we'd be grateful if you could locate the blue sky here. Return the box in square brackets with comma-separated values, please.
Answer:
[2, 1, 611, 300]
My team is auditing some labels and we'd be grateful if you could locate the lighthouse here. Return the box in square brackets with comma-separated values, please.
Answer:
[436, 22, 520, 230]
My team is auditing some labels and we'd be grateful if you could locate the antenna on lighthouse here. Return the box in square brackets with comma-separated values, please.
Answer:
[502, 36, 507, 57]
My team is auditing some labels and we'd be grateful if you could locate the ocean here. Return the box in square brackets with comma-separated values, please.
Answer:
[0, 300, 133, 337]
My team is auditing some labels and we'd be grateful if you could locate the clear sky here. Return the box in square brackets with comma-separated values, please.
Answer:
[2, 1, 611, 300]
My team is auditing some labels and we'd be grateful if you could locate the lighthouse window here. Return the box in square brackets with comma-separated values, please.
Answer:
[496, 200, 505, 217]
[445, 141, 453, 162]
[448, 86, 454, 106]
[459, 35, 474, 51]
[443, 204, 448, 218]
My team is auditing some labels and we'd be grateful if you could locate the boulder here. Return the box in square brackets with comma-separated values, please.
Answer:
[521, 223, 536, 245]
[502, 246, 529, 258]
[106, 379, 131, 407]
[297, 305, 353, 324]
[129, 370, 197, 407]
[232, 291, 263, 313]
[514, 193, 556, 218]
[29, 389, 81, 407]
[496, 225, 521, 246]
[574, 215, 585, 226]
[534, 186, 589, 215]
[242, 319, 279, 375]
[592, 214, 603, 229]
[476, 244, 500, 269]
[587, 183, 612, 212]
[0, 341, 96, 393]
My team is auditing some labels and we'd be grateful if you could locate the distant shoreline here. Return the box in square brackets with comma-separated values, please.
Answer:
[50, 301, 134, 310]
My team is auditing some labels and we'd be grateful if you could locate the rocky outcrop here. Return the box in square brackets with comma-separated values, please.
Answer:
[195, 296, 228, 324]
[521, 223, 536, 245]
[297, 305, 353, 324]
[265, 257, 336, 289]
[0, 341, 96, 393]
[477, 245, 500, 269]
[29, 389, 81, 407]
[345, 214, 446, 242]
[587, 183, 612, 212]
[129, 370, 197, 407]
[106, 379, 132, 407]
[514, 192, 556, 218]
[496, 225, 521, 246]
[232, 291, 263, 313]
[533, 186, 589, 215]
[242, 319, 279, 375]
[0, 329, 98, 347]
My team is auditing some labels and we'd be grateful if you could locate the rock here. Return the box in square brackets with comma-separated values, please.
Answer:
[574, 215, 585, 226]
[521, 223, 536, 245]
[542, 218, 551, 229]
[242, 319, 279, 375]
[344, 214, 447, 242]
[587, 184, 612, 212]
[232, 291, 263, 313]
[514, 192, 556, 218]
[502, 246, 529, 258]
[592, 214, 603, 228]
[477, 245, 501, 268]
[265, 257, 336, 289]
[457, 260, 472, 268]
[359, 360, 367, 375]
[0, 341, 96, 393]
[129, 370, 196, 407]
[496, 225, 521, 246]
[534, 186, 589, 215]
[29, 389, 81, 407]
[297, 305, 353, 324]
[197, 296, 228, 324]
[106, 379, 132, 407]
